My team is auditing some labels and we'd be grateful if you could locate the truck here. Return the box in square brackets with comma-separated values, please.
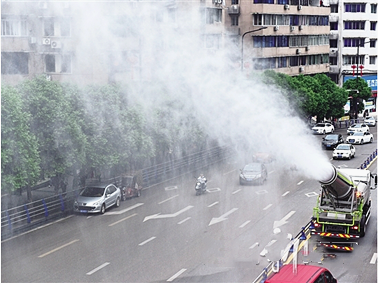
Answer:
[311, 165, 377, 251]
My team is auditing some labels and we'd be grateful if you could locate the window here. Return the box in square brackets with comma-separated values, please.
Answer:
[44, 17, 54, 36]
[1, 52, 28, 74]
[330, 22, 338, 30]
[330, 5, 338, 13]
[254, 14, 263, 25]
[372, 4, 377, 13]
[370, 39, 377, 48]
[289, 56, 299, 67]
[44, 17, 71, 37]
[343, 55, 364, 65]
[345, 3, 366, 12]
[61, 55, 72, 73]
[277, 0, 289, 4]
[344, 38, 365, 47]
[230, 15, 239, 26]
[277, 57, 287, 68]
[330, 57, 337, 65]
[330, 39, 337, 48]
[231, 0, 239, 4]
[370, 56, 377, 65]
[371, 22, 377, 30]
[254, 0, 274, 3]
[1, 18, 27, 36]
[45, 54, 56, 72]
[344, 21, 365, 30]
[206, 8, 222, 24]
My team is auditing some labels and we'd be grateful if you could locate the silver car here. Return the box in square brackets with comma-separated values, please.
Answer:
[364, 116, 376, 127]
[73, 184, 121, 214]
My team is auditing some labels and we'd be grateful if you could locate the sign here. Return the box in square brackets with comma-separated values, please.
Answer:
[343, 75, 377, 92]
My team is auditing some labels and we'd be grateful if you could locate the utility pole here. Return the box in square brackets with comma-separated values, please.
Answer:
[241, 26, 267, 71]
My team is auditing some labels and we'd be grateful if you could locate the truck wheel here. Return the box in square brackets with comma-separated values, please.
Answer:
[360, 215, 366, 237]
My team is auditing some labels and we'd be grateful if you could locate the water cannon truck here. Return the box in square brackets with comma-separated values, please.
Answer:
[312, 165, 377, 251]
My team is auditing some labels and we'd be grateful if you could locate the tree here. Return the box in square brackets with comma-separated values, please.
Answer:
[342, 77, 372, 119]
[1, 85, 40, 201]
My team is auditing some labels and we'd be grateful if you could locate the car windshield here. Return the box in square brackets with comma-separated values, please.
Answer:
[80, 187, 105, 197]
[243, 164, 261, 172]
[352, 124, 363, 128]
[324, 135, 337, 141]
[315, 123, 325, 127]
[351, 132, 364, 136]
[336, 145, 349, 150]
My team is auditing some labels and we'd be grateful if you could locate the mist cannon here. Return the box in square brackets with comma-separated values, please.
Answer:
[319, 164, 355, 200]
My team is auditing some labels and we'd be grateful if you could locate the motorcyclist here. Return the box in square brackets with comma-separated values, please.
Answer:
[197, 174, 207, 190]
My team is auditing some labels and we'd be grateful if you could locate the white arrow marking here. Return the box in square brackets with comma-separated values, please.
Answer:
[273, 211, 296, 229]
[105, 203, 144, 215]
[209, 208, 238, 226]
[249, 242, 259, 249]
[143, 206, 193, 222]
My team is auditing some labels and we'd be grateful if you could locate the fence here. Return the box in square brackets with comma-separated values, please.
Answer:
[1, 146, 232, 240]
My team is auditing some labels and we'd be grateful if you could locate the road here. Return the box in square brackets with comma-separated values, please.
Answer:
[1, 127, 377, 283]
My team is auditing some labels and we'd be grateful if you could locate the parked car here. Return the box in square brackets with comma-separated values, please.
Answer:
[252, 152, 275, 163]
[73, 184, 121, 214]
[265, 264, 337, 283]
[321, 134, 343, 149]
[119, 173, 143, 201]
[333, 143, 356, 160]
[239, 163, 267, 185]
[347, 123, 370, 134]
[312, 122, 334, 134]
[346, 131, 374, 144]
[364, 116, 376, 127]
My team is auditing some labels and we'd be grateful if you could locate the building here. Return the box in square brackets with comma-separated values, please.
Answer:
[2, 0, 330, 86]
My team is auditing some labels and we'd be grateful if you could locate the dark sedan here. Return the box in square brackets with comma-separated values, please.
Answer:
[322, 134, 343, 149]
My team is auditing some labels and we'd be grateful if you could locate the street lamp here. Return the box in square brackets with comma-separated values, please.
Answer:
[241, 26, 267, 71]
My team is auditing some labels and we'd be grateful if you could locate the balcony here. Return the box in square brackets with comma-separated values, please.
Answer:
[228, 4, 240, 14]
[329, 32, 338, 40]
[329, 15, 339, 22]
[329, 65, 340, 73]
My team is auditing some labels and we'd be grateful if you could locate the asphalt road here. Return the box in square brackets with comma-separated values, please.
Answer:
[1, 126, 377, 283]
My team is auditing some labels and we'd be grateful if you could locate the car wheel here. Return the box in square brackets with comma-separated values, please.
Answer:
[137, 190, 141, 197]
[115, 197, 120, 207]
[100, 204, 106, 214]
[348, 154, 351, 160]
[370, 138, 373, 143]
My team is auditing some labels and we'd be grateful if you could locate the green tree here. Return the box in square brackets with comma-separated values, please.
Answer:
[1, 85, 40, 201]
[342, 77, 372, 119]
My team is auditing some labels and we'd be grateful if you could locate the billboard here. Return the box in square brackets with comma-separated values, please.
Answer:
[343, 75, 377, 92]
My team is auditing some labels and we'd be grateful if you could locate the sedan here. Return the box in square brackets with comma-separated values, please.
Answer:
[252, 152, 275, 163]
[312, 123, 334, 134]
[364, 116, 376, 127]
[239, 163, 267, 185]
[346, 131, 374, 144]
[73, 184, 121, 214]
[321, 134, 343, 149]
[333, 144, 356, 160]
[347, 123, 370, 135]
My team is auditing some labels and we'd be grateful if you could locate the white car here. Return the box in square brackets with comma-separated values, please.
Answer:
[347, 123, 370, 135]
[312, 122, 334, 134]
[346, 131, 374, 144]
[364, 116, 376, 127]
[333, 143, 356, 160]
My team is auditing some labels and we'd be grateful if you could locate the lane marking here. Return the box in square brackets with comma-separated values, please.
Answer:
[239, 220, 251, 228]
[305, 192, 318, 197]
[282, 191, 290, 196]
[266, 239, 277, 247]
[105, 203, 144, 215]
[370, 253, 377, 264]
[249, 242, 259, 249]
[178, 217, 191, 224]
[256, 190, 268, 195]
[143, 206, 193, 222]
[167, 268, 187, 281]
[263, 204, 272, 210]
[38, 239, 79, 258]
[223, 169, 237, 175]
[297, 180, 304, 185]
[209, 208, 238, 226]
[139, 237, 156, 246]
[109, 213, 137, 227]
[86, 262, 110, 275]
[232, 189, 242, 195]
[165, 186, 178, 191]
[159, 195, 179, 204]
[208, 201, 219, 207]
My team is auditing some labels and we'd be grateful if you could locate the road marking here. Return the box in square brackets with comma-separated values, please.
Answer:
[282, 191, 290, 196]
[165, 186, 178, 191]
[305, 192, 318, 197]
[209, 208, 238, 226]
[256, 190, 268, 195]
[167, 268, 187, 281]
[232, 189, 242, 194]
[86, 262, 110, 275]
[38, 239, 79, 258]
[159, 195, 179, 204]
[178, 217, 191, 224]
[144, 206, 194, 222]
[249, 242, 259, 249]
[139, 237, 156, 246]
[109, 213, 137, 227]
[297, 180, 304, 185]
[370, 253, 377, 264]
[273, 211, 296, 229]
[106, 203, 144, 215]
[265, 239, 277, 247]
[239, 220, 251, 228]
[207, 188, 221, 193]
[263, 204, 272, 210]
[208, 201, 219, 207]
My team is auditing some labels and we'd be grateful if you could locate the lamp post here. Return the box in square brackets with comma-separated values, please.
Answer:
[241, 26, 267, 71]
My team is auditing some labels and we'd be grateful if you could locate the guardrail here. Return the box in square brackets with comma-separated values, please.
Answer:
[359, 149, 378, 169]
[1, 146, 233, 240]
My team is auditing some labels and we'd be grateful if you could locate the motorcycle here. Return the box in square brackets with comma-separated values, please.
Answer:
[195, 178, 207, 196]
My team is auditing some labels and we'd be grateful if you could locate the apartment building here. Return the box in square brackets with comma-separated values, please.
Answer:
[1, 0, 330, 86]
[328, 0, 377, 99]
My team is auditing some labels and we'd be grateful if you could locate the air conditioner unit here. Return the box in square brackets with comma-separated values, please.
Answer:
[50, 40, 61, 48]
[305, 46, 310, 51]
[299, 67, 304, 72]
[284, 4, 290, 10]
[42, 37, 51, 45]
[228, 4, 240, 14]
[297, 5, 302, 10]
[299, 25, 303, 30]
[290, 26, 295, 31]
[296, 49, 301, 54]
[274, 25, 279, 31]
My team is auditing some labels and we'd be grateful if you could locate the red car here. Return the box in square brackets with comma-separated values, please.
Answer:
[120, 174, 142, 201]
